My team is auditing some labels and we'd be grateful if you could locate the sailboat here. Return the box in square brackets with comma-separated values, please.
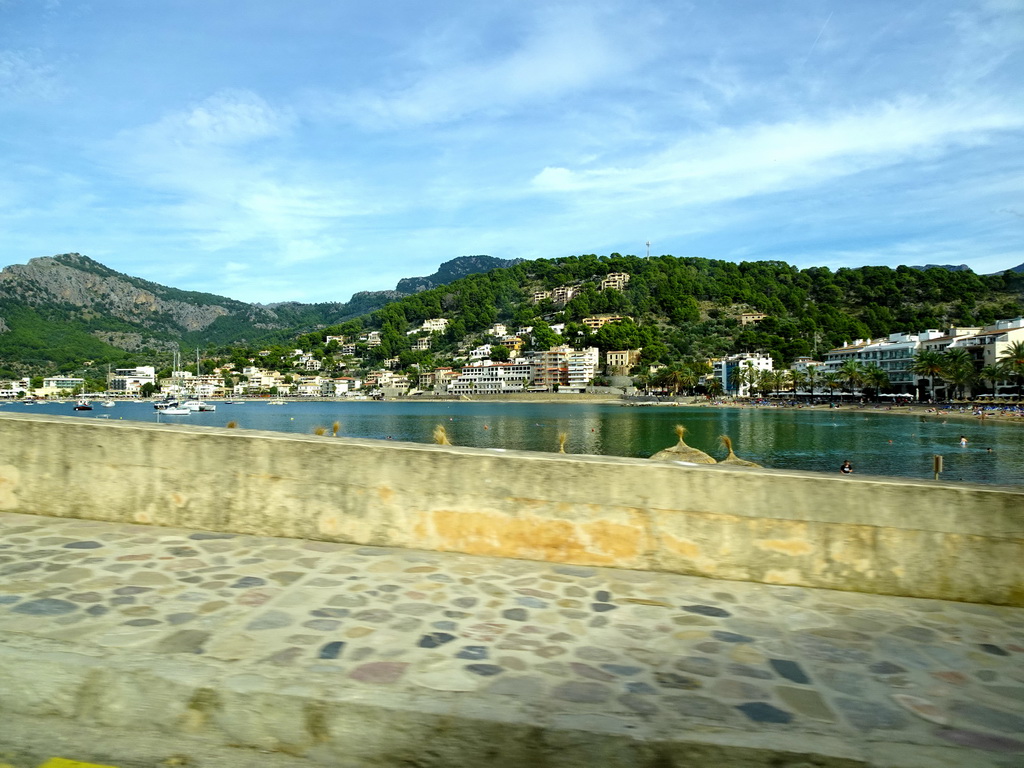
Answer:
[73, 382, 92, 411]
[185, 348, 216, 411]
[100, 365, 115, 406]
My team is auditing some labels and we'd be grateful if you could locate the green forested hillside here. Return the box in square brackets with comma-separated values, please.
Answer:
[2, 252, 1022, 377]
[302, 255, 1024, 368]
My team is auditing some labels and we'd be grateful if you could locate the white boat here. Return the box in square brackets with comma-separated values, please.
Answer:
[266, 398, 286, 405]
[154, 399, 179, 411]
[160, 406, 191, 415]
[100, 399, 115, 408]
[74, 398, 93, 411]
[181, 399, 217, 412]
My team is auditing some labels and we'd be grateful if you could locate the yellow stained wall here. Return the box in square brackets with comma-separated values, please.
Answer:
[1, 412, 1022, 605]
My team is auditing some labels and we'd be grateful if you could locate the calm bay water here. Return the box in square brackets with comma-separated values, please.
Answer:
[17, 399, 1024, 486]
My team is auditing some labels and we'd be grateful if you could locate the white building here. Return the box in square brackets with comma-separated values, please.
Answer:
[0, 378, 29, 399]
[565, 347, 600, 391]
[823, 316, 1024, 399]
[448, 361, 535, 395]
[108, 366, 156, 395]
[421, 318, 449, 333]
[713, 352, 774, 397]
[38, 377, 85, 397]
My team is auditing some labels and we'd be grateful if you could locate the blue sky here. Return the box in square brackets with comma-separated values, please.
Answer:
[2, 1, 1022, 304]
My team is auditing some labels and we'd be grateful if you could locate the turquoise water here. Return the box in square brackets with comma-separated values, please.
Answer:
[15, 399, 1024, 486]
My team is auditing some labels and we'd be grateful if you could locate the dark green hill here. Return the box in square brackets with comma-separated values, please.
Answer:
[335, 254, 1024, 368]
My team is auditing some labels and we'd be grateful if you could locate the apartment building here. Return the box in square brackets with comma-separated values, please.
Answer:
[421, 318, 449, 333]
[108, 366, 156, 395]
[418, 367, 457, 393]
[606, 349, 642, 375]
[565, 347, 600, 391]
[551, 286, 577, 305]
[38, 376, 85, 397]
[0, 378, 29, 398]
[712, 352, 774, 397]
[528, 345, 600, 391]
[582, 315, 630, 331]
[600, 272, 630, 291]
[822, 317, 1024, 398]
[447, 361, 535, 395]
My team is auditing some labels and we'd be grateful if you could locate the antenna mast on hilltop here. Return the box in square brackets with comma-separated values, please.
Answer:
[646, 240, 651, 259]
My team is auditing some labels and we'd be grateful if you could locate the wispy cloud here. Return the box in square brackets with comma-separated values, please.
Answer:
[324, 5, 654, 128]
[1, 1, 1022, 302]
[531, 96, 1024, 206]
[135, 89, 294, 148]
[0, 48, 62, 102]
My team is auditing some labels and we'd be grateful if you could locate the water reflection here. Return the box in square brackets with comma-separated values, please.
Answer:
[22, 399, 1024, 486]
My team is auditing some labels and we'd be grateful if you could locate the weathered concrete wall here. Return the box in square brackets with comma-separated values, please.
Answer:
[1, 411, 1022, 605]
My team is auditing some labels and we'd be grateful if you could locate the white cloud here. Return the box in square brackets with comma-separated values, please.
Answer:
[103, 89, 362, 278]
[530, 97, 1024, 208]
[139, 89, 293, 147]
[0, 49, 61, 101]
[332, 5, 651, 128]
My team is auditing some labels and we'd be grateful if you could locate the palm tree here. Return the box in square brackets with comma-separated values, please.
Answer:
[821, 371, 843, 401]
[978, 364, 1006, 397]
[839, 360, 864, 397]
[998, 340, 1024, 399]
[677, 365, 700, 395]
[789, 370, 808, 397]
[656, 365, 689, 396]
[939, 348, 976, 400]
[741, 361, 759, 398]
[805, 364, 819, 399]
[861, 364, 890, 400]
[705, 376, 724, 398]
[768, 369, 790, 398]
[909, 350, 945, 402]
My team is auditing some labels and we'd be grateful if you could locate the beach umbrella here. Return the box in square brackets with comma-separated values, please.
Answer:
[649, 425, 716, 464]
[719, 435, 762, 467]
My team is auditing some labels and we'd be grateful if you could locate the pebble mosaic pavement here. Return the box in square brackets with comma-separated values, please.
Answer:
[1, 510, 1023, 767]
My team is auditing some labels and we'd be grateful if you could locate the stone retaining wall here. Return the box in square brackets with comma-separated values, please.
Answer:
[1, 411, 1021, 605]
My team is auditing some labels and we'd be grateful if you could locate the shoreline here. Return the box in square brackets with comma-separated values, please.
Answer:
[14, 393, 1022, 426]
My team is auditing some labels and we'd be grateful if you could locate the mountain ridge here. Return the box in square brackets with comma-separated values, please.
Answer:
[1, 252, 1022, 377]
[0, 252, 519, 372]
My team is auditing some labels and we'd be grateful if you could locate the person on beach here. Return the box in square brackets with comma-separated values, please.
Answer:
[840, 460, 853, 474]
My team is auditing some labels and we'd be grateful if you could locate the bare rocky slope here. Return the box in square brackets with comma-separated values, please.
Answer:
[0, 252, 519, 370]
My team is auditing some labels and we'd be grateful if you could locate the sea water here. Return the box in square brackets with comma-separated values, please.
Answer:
[19, 399, 1024, 487]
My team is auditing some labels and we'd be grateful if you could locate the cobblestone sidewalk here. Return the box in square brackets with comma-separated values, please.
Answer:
[1, 511, 1022, 767]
